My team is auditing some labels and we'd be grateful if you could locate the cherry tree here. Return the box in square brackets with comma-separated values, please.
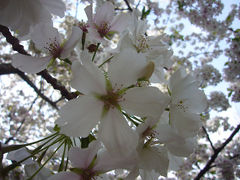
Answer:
[0, 0, 239, 180]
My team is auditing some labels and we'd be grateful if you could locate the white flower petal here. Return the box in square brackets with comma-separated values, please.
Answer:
[168, 152, 184, 171]
[7, 148, 33, 165]
[87, 28, 106, 43]
[95, 150, 137, 172]
[170, 107, 202, 138]
[169, 67, 188, 91]
[59, 95, 103, 137]
[48, 172, 79, 180]
[174, 87, 207, 113]
[25, 162, 52, 179]
[69, 141, 101, 168]
[150, 66, 166, 83]
[108, 49, 147, 89]
[94, 2, 114, 26]
[139, 170, 160, 180]
[169, 68, 196, 94]
[139, 146, 169, 177]
[61, 26, 82, 59]
[40, 0, 66, 17]
[125, 167, 139, 180]
[166, 138, 196, 157]
[31, 23, 61, 51]
[154, 124, 185, 144]
[116, 32, 136, 52]
[0, 0, 51, 36]
[12, 54, 51, 73]
[71, 60, 106, 95]
[110, 13, 130, 33]
[85, 4, 93, 22]
[120, 87, 170, 117]
[136, 117, 158, 136]
[98, 108, 138, 158]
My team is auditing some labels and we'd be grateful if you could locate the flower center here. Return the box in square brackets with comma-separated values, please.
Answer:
[81, 169, 96, 180]
[135, 34, 149, 53]
[99, 90, 122, 109]
[44, 37, 63, 59]
[78, 21, 89, 33]
[176, 100, 188, 112]
[97, 22, 110, 38]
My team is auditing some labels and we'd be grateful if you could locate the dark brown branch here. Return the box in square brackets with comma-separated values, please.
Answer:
[37, 70, 79, 100]
[0, 24, 78, 100]
[124, 0, 133, 11]
[0, 25, 29, 55]
[202, 126, 216, 151]
[194, 124, 240, 180]
[0, 143, 3, 178]
[0, 63, 58, 109]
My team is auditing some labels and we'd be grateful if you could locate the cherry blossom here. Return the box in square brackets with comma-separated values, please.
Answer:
[168, 67, 208, 138]
[84, 2, 130, 42]
[48, 141, 135, 180]
[0, 0, 66, 36]
[116, 11, 173, 82]
[58, 49, 170, 157]
[12, 23, 82, 73]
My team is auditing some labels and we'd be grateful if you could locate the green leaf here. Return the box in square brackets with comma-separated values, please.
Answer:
[227, 88, 233, 97]
[141, 6, 151, 19]
[226, 15, 232, 23]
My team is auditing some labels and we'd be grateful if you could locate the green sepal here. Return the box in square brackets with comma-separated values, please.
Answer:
[53, 124, 61, 132]
[47, 58, 56, 68]
[167, 86, 172, 96]
[105, 31, 116, 40]
[80, 134, 96, 149]
[62, 58, 72, 65]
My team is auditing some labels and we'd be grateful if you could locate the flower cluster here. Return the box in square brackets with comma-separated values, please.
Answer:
[208, 91, 230, 112]
[3, 1, 208, 179]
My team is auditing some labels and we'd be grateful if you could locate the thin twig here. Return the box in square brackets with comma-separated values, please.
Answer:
[124, 0, 133, 11]
[5, 97, 38, 144]
[202, 126, 216, 151]
[0, 63, 58, 109]
[0, 142, 3, 179]
[194, 124, 240, 180]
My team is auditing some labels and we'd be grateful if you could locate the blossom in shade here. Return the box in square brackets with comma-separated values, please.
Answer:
[48, 141, 135, 180]
[115, 11, 173, 82]
[58, 49, 170, 157]
[84, 2, 130, 42]
[7, 147, 33, 165]
[12, 23, 82, 73]
[168, 67, 208, 138]
[0, 0, 66, 36]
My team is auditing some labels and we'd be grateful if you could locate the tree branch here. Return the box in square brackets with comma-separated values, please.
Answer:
[194, 123, 240, 180]
[0, 143, 3, 179]
[124, 0, 133, 11]
[37, 70, 79, 100]
[202, 126, 216, 151]
[0, 24, 79, 100]
[0, 25, 29, 55]
[0, 63, 58, 109]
